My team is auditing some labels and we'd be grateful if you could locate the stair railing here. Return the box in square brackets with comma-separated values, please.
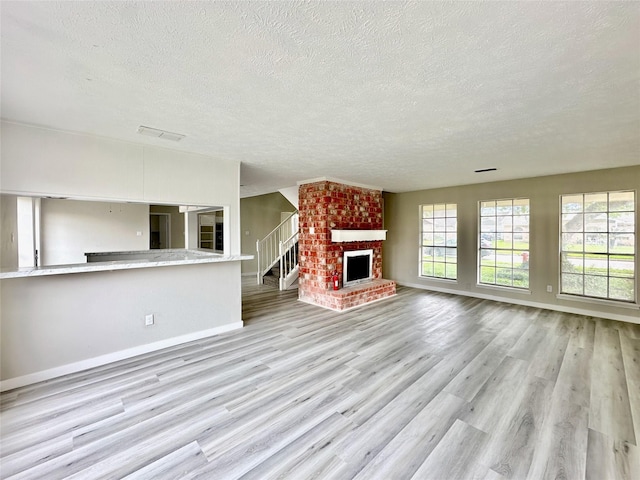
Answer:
[256, 211, 299, 286]
[279, 229, 299, 290]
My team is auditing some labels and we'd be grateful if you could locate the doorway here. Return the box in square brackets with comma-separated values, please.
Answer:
[150, 213, 171, 249]
[198, 210, 223, 252]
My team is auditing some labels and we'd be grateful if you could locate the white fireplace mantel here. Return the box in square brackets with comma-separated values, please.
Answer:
[331, 230, 387, 242]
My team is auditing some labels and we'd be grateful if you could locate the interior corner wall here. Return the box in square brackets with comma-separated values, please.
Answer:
[240, 192, 296, 274]
[383, 165, 640, 323]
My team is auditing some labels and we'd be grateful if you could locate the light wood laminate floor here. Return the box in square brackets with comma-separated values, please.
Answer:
[1, 281, 639, 479]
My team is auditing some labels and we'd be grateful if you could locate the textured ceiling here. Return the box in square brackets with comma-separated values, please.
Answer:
[1, 1, 639, 197]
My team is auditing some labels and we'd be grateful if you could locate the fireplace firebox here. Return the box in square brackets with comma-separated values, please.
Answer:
[343, 249, 373, 287]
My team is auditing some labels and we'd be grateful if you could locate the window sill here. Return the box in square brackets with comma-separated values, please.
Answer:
[556, 294, 639, 310]
[476, 283, 532, 295]
[418, 275, 458, 284]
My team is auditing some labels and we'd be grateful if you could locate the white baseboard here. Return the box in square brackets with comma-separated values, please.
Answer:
[398, 281, 640, 325]
[242, 272, 258, 277]
[0, 322, 243, 392]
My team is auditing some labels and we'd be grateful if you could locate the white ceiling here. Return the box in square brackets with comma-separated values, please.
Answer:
[1, 1, 639, 198]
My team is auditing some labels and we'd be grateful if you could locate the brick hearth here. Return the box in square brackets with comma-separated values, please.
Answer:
[298, 179, 396, 311]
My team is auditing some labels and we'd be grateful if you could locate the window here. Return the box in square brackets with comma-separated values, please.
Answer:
[479, 198, 530, 289]
[420, 204, 457, 280]
[560, 191, 635, 302]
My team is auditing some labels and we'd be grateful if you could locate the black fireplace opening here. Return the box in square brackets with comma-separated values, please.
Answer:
[343, 249, 373, 286]
[347, 255, 370, 282]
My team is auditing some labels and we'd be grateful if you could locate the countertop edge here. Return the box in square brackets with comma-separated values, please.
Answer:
[0, 254, 254, 279]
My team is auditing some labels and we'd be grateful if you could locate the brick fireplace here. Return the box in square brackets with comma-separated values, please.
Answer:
[298, 178, 396, 311]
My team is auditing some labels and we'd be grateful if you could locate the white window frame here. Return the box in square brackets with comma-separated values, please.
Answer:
[478, 197, 530, 290]
[559, 190, 636, 304]
[419, 203, 457, 280]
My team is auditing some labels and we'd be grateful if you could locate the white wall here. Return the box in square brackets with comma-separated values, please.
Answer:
[0, 195, 18, 270]
[40, 199, 150, 265]
[1, 262, 242, 385]
[1, 121, 144, 201]
[0, 121, 241, 255]
[16, 197, 37, 267]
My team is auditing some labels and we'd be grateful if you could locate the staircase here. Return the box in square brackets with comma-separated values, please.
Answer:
[257, 211, 299, 290]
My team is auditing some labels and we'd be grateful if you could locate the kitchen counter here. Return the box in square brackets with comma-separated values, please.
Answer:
[0, 249, 253, 279]
[1, 248, 248, 388]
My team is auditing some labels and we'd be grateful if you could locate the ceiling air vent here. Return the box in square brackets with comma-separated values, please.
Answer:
[137, 125, 185, 142]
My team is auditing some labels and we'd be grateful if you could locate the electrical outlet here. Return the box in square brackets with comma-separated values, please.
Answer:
[145, 314, 154, 326]
[546, 285, 553, 293]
